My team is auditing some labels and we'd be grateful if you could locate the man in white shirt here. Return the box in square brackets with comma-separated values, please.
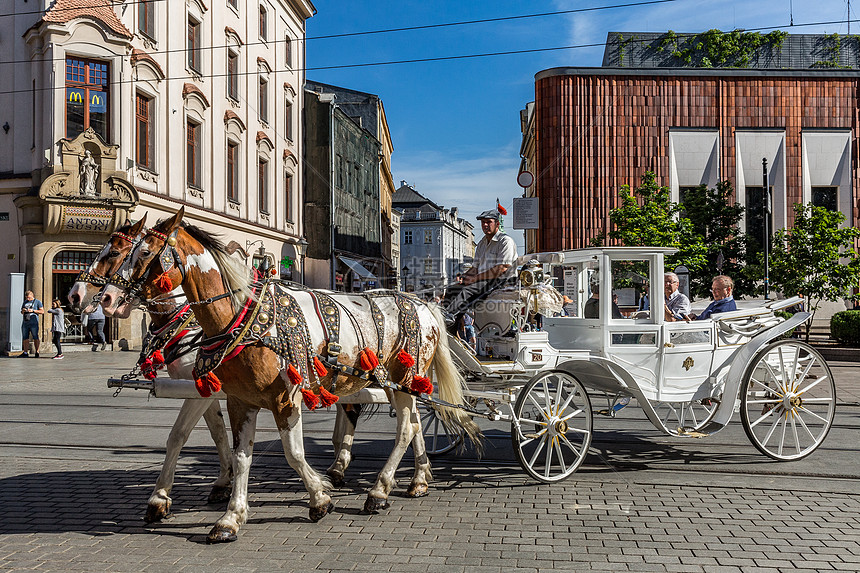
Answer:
[443, 208, 518, 319]
[663, 272, 691, 321]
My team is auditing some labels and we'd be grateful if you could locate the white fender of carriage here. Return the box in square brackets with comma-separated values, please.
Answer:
[550, 309, 810, 437]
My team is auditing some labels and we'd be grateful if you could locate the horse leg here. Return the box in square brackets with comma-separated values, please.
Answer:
[207, 402, 259, 543]
[364, 391, 418, 513]
[145, 398, 217, 523]
[275, 406, 334, 522]
[406, 400, 432, 498]
[201, 400, 233, 503]
[326, 404, 362, 487]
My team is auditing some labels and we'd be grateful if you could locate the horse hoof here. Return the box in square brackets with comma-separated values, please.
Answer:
[144, 503, 170, 523]
[363, 496, 390, 514]
[407, 484, 429, 498]
[326, 472, 345, 488]
[206, 525, 238, 544]
[207, 485, 232, 504]
[309, 501, 334, 522]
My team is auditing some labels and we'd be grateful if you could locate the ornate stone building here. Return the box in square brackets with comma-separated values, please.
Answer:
[0, 0, 314, 352]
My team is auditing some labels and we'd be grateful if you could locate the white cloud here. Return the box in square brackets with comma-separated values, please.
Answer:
[393, 142, 527, 251]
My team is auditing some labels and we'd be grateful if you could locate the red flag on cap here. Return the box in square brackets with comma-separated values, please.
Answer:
[496, 198, 507, 216]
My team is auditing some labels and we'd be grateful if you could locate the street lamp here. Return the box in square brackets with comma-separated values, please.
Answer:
[295, 236, 309, 285]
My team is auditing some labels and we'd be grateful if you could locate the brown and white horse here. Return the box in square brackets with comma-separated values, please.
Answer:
[68, 216, 234, 521]
[99, 208, 480, 542]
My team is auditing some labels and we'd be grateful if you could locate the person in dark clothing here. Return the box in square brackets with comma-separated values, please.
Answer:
[583, 284, 623, 319]
[688, 275, 737, 320]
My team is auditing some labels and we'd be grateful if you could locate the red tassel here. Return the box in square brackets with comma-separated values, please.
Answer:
[206, 372, 222, 394]
[359, 347, 379, 371]
[396, 349, 415, 368]
[300, 387, 320, 410]
[140, 357, 156, 380]
[411, 375, 434, 395]
[287, 364, 303, 385]
[155, 272, 173, 292]
[194, 372, 221, 398]
[319, 387, 339, 407]
[151, 349, 165, 367]
[195, 377, 211, 398]
[313, 356, 328, 378]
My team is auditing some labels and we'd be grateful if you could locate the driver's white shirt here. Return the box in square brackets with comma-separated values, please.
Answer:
[474, 230, 518, 280]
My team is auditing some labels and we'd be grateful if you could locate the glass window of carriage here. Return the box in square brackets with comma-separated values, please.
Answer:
[609, 258, 653, 322]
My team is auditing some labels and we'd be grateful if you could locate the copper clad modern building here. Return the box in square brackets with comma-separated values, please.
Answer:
[523, 34, 860, 253]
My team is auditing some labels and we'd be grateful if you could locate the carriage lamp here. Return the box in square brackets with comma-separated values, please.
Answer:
[518, 259, 544, 287]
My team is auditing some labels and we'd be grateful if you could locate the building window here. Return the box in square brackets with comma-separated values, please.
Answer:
[139, 0, 155, 40]
[186, 119, 202, 188]
[135, 93, 154, 169]
[285, 35, 292, 68]
[424, 229, 432, 244]
[404, 230, 412, 244]
[258, 158, 269, 213]
[227, 141, 239, 202]
[259, 5, 268, 41]
[259, 78, 268, 123]
[424, 259, 433, 274]
[187, 17, 201, 73]
[285, 173, 293, 222]
[812, 186, 838, 212]
[66, 57, 109, 141]
[227, 51, 239, 101]
[285, 98, 293, 140]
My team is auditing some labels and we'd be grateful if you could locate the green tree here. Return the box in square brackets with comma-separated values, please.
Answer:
[680, 181, 756, 298]
[607, 172, 707, 273]
[768, 203, 860, 341]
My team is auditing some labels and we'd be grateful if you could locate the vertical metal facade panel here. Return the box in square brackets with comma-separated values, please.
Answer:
[534, 71, 860, 250]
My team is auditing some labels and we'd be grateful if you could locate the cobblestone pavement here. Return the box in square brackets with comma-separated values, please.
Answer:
[1, 352, 859, 572]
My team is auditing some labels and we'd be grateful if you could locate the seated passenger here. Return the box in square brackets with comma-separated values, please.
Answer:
[583, 284, 623, 319]
[663, 272, 692, 322]
[687, 275, 738, 321]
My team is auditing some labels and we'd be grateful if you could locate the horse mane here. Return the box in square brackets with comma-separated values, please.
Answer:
[177, 222, 254, 310]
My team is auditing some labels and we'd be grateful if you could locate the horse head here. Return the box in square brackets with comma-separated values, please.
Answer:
[68, 214, 147, 313]
[101, 208, 186, 318]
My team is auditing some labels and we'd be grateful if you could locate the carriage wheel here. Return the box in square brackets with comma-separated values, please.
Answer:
[740, 340, 836, 461]
[511, 371, 593, 483]
[420, 403, 463, 456]
[654, 396, 720, 434]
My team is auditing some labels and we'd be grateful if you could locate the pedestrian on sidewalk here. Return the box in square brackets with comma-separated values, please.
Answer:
[47, 299, 65, 359]
[19, 290, 43, 358]
[87, 304, 106, 352]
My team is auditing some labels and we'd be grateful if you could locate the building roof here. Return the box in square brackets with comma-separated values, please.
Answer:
[536, 66, 860, 81]
[38, 0, 132, 38]
[602, 32, 860, 70]
[392, 183, 436, 208]
[307, 79, 381, 139]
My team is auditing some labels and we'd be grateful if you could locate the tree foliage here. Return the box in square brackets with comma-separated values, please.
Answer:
[768, 203, 860, 341]
[680, 181, 756, 298]
[607, 172, 707, 273]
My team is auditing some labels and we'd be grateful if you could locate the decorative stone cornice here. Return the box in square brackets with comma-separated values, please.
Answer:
[225, 26, 244, 45]
[130, 49, 165, 79]
[182, 83, 210, 108]
[224, 110, 247, 132]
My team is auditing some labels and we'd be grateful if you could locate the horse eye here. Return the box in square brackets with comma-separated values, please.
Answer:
[109, 250, 121, 258]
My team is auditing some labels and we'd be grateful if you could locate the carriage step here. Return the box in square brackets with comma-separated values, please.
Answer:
[596, 397, 631, 417]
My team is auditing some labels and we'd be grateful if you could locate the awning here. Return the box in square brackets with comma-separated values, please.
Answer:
[338, 256, 377, 281]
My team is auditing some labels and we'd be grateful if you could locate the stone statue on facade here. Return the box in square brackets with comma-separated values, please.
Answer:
[79, 150, 99, 197]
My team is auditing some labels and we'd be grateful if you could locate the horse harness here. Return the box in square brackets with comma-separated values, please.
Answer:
[190, 279, 430, 407]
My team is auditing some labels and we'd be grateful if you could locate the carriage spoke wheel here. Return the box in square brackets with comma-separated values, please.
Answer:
[512, 371, 592, 483]
[420, 403, 463, 456]
[740, 340, 836, 461]
[655, 396, 720, 434]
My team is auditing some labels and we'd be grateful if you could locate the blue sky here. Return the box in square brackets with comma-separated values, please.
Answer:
[306, 0, 857, 251]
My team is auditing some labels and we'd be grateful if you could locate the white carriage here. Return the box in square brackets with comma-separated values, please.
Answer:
[423, 246, 837, 482]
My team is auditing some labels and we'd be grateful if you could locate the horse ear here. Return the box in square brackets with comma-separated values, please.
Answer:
[129, 213, 147, 235]
[160, 207, 185, 233]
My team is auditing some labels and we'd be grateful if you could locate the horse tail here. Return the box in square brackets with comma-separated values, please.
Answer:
[428, 305, 484, 456]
